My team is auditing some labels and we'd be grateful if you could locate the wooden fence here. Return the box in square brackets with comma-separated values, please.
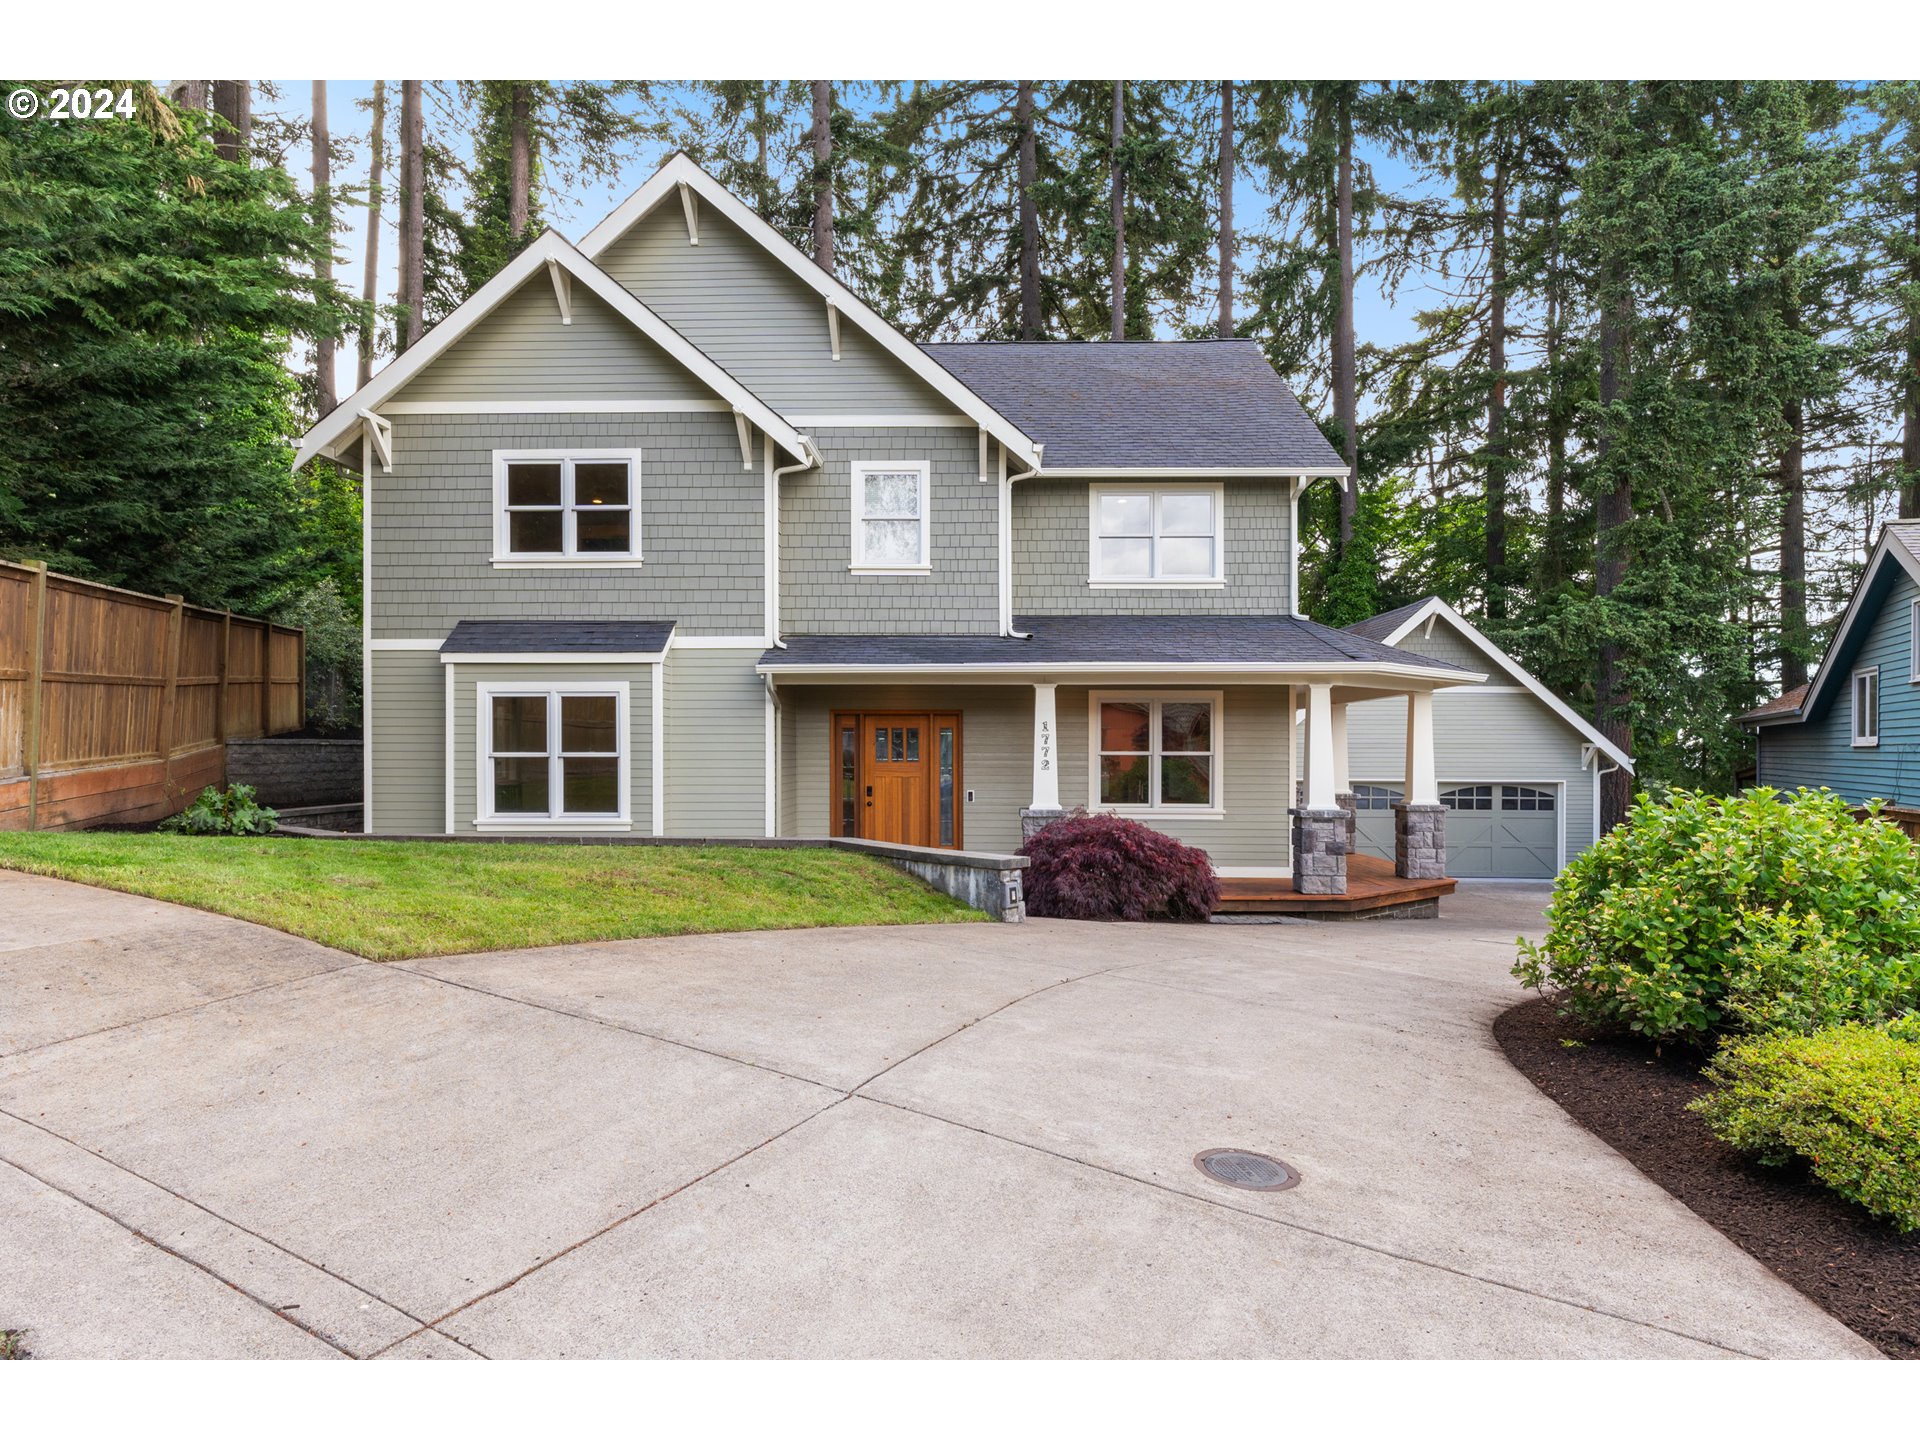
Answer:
[0, 561, 304, 831]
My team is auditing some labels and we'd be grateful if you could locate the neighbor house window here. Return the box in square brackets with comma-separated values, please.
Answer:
[1094, 694, 1219, 810]
[850, 461, 930, 571]
[494, 451, 640, 562]
[1090, 485, 1223, 584]
[1853, 667, 1880, 747]
[479, 684, 628, 825]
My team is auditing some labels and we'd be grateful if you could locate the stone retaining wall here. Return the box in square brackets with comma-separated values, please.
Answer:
[225, 737, 363, 808]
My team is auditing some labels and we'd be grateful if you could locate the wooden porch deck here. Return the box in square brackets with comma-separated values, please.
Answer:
[1216, 852, 1457, 916]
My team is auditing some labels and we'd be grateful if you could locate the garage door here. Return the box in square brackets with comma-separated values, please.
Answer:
[1349, 783, 1558, 878]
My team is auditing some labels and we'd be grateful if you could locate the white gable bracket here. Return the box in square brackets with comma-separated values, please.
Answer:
[733, 410, 754, 470]
[359, 409, 393, 473]
[678, 182, 699, 245]
[546, 259, 572, 325]
[826, 300, 841, 362]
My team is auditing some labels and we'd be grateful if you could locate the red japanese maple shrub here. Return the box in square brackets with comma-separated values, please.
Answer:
[1019, 810, 1219, 922]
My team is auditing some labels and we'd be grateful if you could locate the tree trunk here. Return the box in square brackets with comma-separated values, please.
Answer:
[310, 82, 336, 417]
[508, 83, 533, 241]
[1110, 81, 1126, 341]
[397, 80, 426, 354]
[1541, 202, 1569, 593]
[211, 81, 250, 163]
[1017, 81, 1041, 341]
[1781, 395, 1809, 690]
[170, 81, 208, 112]
[1904, 154, 1920, 519]
[810, 81, 834, 273]
[1333, 87, 1359, 557]
[1217, 80, 1235, 339]
[1594, 287, 1634, 833]
[358, 80, 386, 390]
[1484, 145, 1509, 620]
[753, 87, 770, 215]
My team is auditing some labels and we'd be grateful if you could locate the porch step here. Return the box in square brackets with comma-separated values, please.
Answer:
[1216, 853, 1456, 917]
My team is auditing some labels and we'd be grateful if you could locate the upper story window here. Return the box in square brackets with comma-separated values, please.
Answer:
[1090, 484, 1223, 586]
[1853, 667, 1880, 747]
[493, 450, 641, 565]
[850, 461, 930, 573]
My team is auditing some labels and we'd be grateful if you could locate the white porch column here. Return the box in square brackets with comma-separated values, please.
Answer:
[1405, 690, 1438, 805]
[1330, 700, 1350, 795]
[1304, 683, 1337, 809]
[1030, 682, 1060, 810]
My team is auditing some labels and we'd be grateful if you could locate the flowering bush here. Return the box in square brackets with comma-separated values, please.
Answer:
[1512, 787, 1920, 1043]
[1693, 1017, 1920, 1231]
[1020, 811, 1219, 922]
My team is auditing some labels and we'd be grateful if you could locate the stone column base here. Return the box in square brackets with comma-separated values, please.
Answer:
[1290, 806, 1352, 894]
[1335, 790, 1356, 850]
[1393, 802, 1447, 879]
[1020, 806, 1071, 846]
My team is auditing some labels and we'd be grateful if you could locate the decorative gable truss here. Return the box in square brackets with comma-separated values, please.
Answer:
[293, 228, 814, 476]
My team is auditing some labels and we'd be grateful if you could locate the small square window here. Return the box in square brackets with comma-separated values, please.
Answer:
[496, 453, 638, 562]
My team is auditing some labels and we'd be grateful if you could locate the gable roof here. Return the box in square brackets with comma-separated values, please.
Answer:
[761, 613, 1481, 680]
[918, 340, 1348, 474]
[293, 228, 809, 472]
[1347, 595, 1635, 772]
[1750, 521, 1920, 728]
[578, 153, 1042, 470]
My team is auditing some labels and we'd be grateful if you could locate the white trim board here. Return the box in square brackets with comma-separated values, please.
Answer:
[1367, 596, 1635, 773]
[378, 400, 728, 415]
[787, 414, 973, 429]
[760, 661, 1485, 684]
[577, 153, 1042, 471]
[293, 227, 807, 473]
[439, 652, 668, 666]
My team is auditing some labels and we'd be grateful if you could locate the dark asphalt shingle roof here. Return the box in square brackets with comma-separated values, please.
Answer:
[919, 339, 1346, 472]
[440, 620, 676, 654]
[1343, 598, 1434, 643]
[762, 614, 1471, 671]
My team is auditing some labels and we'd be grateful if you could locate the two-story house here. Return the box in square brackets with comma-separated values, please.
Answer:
[1742, 519, 1920, 824]
[296, 154, 1503, 897]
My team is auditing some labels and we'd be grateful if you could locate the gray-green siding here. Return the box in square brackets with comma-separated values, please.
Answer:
[390, 278, 709, 404]
[366, 650, 444, 833]
[1012, 479, 1293, 615]
[664, 648, 767, 836]
[780, 427, 998, 636]
[1391, 622, 1483, 671]
[369, 413, 763, 640]
[596, 203, 954, 415]
[449, 662, 655, 835]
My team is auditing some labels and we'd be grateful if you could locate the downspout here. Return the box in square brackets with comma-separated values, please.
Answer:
[767, 436, 821, 649]
[1002, 442, 1043, 639]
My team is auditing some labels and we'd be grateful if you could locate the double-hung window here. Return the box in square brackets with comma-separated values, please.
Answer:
[1094, 694, 1219, 811]
[480, 684, 629, 825]
[495, 451, 640, 563]
[850, 461, 930, 572]
[1853, 667, 1880, 748]
[1911, 598, 1920, 683]
[1091, 485, 1223, 585]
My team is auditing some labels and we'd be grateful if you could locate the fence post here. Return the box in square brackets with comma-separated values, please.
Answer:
[297, 626, 307, 732]
[23, 561, 47, 831]
[216, 610, 231, 743]
[258, 623, 269, 738]
[158, 595, 184, 803]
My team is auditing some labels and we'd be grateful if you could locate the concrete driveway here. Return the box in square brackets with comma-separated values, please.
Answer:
[0, 869, 1876, 1360]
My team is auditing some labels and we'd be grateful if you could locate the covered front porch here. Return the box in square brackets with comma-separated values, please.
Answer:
[759, 615, 1484, 909]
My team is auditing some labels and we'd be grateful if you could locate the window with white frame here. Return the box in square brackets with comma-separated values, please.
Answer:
[1091, 485, 1222, 584]
[1095, 695, 1217, 809]
[850, 461, 930, 571]
[495, 452, 639, 561]
[1911, 597, 1919, 683]
[1853, 667, 1880, 747]
[480, 684, 627, 823]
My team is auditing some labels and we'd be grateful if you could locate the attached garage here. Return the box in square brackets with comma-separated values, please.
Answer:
[1338, 599, 1634, 879]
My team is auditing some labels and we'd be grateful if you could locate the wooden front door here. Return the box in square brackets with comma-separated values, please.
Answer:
[832, 711, 962, 849]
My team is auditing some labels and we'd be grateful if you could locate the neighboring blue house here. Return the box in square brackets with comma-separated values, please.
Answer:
[1742, 520, 1920, 813]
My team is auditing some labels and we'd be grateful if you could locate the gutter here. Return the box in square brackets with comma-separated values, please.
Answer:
[1002, 444, 1043, 639]
[766, 436, 822, 649]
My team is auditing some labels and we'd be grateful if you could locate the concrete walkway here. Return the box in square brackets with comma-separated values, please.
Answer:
[0, 869, 1877, 1359]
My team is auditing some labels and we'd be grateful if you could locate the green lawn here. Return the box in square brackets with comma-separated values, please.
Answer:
[0, 833, 981, 960]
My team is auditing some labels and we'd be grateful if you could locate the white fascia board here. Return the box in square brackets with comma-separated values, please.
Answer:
[758, 661, 1485, 685]
[438, 651, 668, 665]
[294, 229, 807, 472]
[1376, 596, 1636, 773]
[578, 154, 1042, 471]
[1041, 466, 1352, 480]
[1796, 529, 1920, 721]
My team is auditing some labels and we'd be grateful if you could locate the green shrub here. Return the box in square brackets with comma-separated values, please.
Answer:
[1513, 787, 1920, 1043]
[1693, 1019, 1920, 1231]
[161, 784, 278, 837]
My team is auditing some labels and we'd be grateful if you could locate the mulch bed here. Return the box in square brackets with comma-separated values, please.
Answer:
[1495, 995, 1919, 1360]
